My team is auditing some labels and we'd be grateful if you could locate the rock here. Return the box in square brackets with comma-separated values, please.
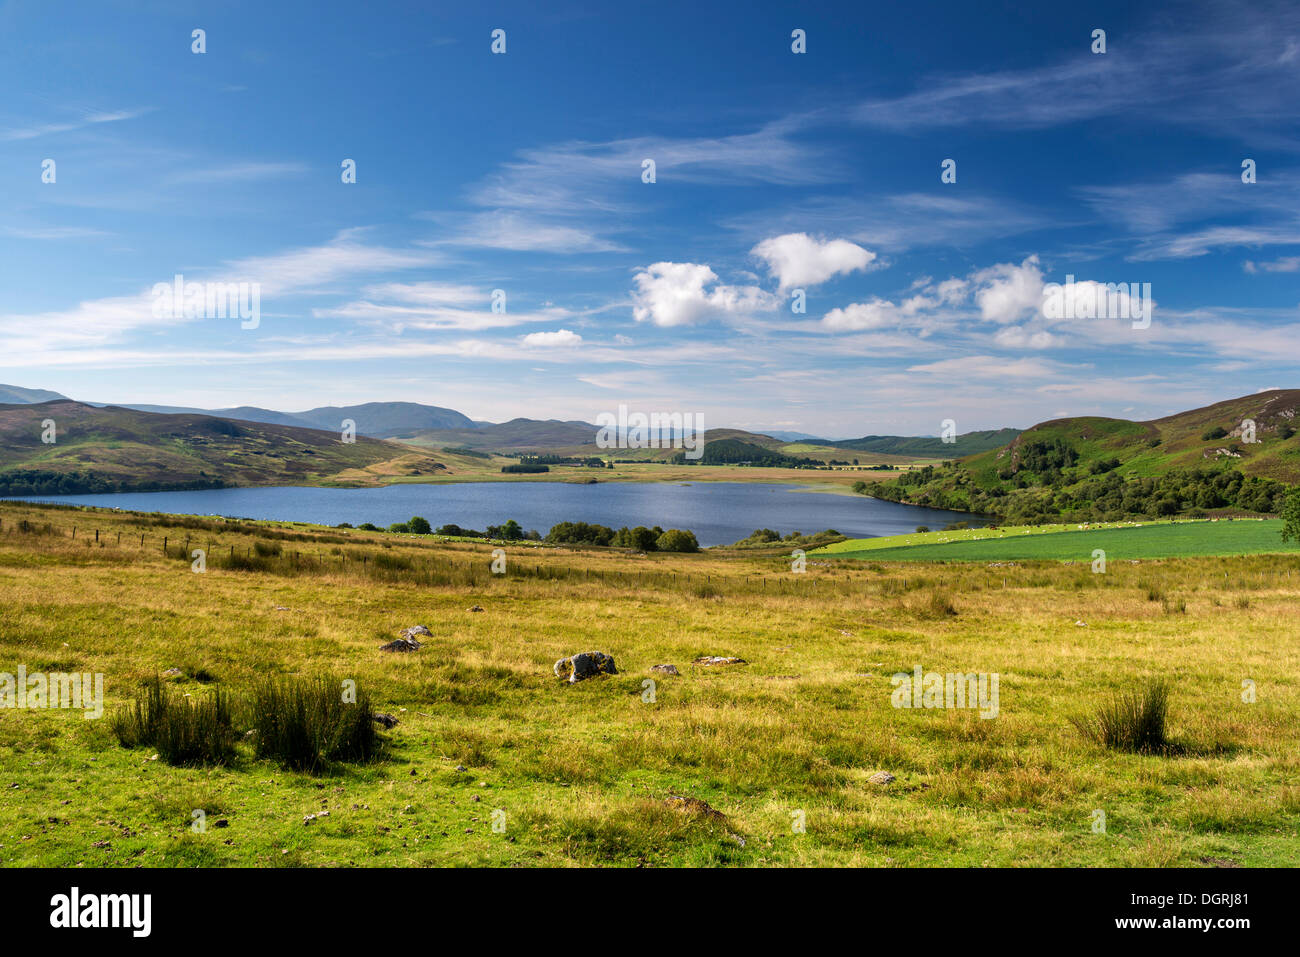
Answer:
[401, 625, 432, 639]
[693, 656, 747, 666]
[868, 771, 896, 786]
[379, 637, 421, 653]
[161, 667, 182, 677]
[455, 765, 466, 773]
[649, 664, 679, 676]
[664, 795, 726, 820]
[1075, 620, 1087, 627]
[213, 819, 229, 828]
[553, 651, 617, 683]
[372, 712, 399, 729]
[468, 605, 484, 613]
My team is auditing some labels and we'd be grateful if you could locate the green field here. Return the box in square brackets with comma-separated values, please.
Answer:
[819, 519, 1300, 562]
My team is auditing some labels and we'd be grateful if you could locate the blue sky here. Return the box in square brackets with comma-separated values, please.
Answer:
[1, 0, 1298, 437]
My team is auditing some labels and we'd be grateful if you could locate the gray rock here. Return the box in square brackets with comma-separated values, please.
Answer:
[553, 651, 617, 683]
[380, 637, 421, 652]
[400, 625, 432, 639]
[868, 771, 896, 786]
[693, 655, 747, 666]
[372, 712, 399, 728]
[649, 664, 680, 676]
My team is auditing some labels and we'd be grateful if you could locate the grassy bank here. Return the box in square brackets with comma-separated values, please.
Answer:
[1, 503, 1297, 867]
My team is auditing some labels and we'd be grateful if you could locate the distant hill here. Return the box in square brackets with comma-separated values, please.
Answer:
[0, 401, 438, 495]
[405, 418, 601, 451]
[289, 402, 474, 437]
[752, 430, 828, 443]
[122, 404, 309, 428]
[830, 429, 1021, 457]
[117, 400, 474, 437]
[0, 383, 69, 404]
[862, 390, 1300, 523]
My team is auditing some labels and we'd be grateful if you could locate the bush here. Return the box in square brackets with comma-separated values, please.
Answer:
[1201, 426, 1228, 441]
[249, 677, 382, 772]
[656, 528, 700, 553]
[1282, 487, 1300, 543]
[915, 525, 930, 534]
[614, 525, 662, 550]
[1071, 679, 1171, 754]
[111, 678, 235, 766]
[546, 521, 616, 546]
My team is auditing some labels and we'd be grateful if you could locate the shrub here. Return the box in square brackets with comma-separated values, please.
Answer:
[915, 525, 931, 534]
[615, 525, 661, 550]
[1282, 487, 1300, 543]
[1201, 426, 1228, 441]
[249, 676, 382, 772]
[1071, 679, 1171, 754]
[656, 529, 700, 553]
[111, 677, 236, 766]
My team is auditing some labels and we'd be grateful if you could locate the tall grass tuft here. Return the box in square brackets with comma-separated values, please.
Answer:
[1071, 678, 1172, 754]
[249, 676, 383, 772]
[111, 677, 236, 766]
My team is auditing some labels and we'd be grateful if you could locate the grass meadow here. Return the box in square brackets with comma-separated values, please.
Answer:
[1, 502, 1297, 867]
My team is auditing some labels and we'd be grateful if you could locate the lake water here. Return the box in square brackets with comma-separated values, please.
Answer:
[4, 482, 981, 547]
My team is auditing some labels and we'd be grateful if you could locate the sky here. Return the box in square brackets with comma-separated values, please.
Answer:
[1, 0, 1298, 438]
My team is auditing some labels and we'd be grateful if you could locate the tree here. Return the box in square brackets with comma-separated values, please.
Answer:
[501, 519, 523, 540]
[656, 529, 700, 553]
[1281, 487, 1300, 543]
[407, 516, 432, 534]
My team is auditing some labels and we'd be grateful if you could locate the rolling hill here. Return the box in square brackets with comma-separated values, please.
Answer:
[0, 384, 68, 404]
[0, 401, 445, 494]
[861, 390, 1300, 522]
[116, 400, 473, 436]
[829, 428, 1021, 457]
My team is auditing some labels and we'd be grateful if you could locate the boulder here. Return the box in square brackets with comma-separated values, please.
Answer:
[380, 637, 421, 653]
[401, 625, 432, 639]
[693, 655, 747, 666]
[868, 771, 896, 786]
[372, 712, 399, 729]
[649, 664, 680, 676]
[553, 651, 617, 683]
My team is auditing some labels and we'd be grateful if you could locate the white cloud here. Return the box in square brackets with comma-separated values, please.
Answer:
[971, 256, 1044, 323]
[751, 233, 877, 290]
[1244, 256, 1300, 273]
[521, 329, 582, 348]
[631, 262, 776, 327]
[426, 211, 627, 253]
[821, 298, 903, 331]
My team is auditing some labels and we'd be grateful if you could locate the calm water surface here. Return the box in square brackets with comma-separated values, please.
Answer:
[6, 482, 981, 547]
